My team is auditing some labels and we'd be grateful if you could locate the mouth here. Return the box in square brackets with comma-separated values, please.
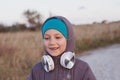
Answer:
[49, 47, 59, 50]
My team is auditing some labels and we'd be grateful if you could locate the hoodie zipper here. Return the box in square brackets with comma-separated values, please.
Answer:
[54, 57, 59, 80]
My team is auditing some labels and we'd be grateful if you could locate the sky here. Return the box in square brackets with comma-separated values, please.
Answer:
[0, 0, 120, 25]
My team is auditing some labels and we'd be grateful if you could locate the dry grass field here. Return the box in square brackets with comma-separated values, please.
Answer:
[74, 22, 120, 53]
[0, 22, 120, 80]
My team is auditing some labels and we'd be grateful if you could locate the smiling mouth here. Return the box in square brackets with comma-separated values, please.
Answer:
[49, 47, 59, 50]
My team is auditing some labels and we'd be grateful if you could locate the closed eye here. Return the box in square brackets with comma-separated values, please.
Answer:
[44, 37, 49, 40]
[56, 36, 61, 39]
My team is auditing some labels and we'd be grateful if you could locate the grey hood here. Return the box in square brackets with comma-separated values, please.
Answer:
[41, 16, 75, 54]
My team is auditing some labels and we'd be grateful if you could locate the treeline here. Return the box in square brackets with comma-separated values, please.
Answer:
[0, 9, 43, 32]
[0, 23, 42, 32]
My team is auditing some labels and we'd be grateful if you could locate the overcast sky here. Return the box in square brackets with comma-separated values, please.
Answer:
[0, 0, 120, 25]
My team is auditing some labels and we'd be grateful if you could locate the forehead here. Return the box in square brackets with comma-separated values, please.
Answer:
[44, 29, 63, 36]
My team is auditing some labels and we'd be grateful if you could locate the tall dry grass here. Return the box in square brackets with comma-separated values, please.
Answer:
[0, 31, 43, 80]
[0, 22, 120, 80]
[74, 23, 120, 53]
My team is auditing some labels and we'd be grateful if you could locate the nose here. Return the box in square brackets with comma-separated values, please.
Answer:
[49, 38, 56, 45]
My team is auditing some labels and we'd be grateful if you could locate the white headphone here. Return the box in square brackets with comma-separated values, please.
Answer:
[42, 52, 75, 72]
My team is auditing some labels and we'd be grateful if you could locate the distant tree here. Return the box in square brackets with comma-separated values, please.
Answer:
[23, 10, 42, 31]
[101, 20, 108, 24]
[0, 24, 6, 32]
[93, 22, 98, 24]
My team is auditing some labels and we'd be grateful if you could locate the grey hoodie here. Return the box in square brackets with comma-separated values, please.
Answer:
[27, 16, 96, 80]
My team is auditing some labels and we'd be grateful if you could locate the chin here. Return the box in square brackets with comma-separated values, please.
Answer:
[51, 54, 59, 57]
[49, 52, 60, 57]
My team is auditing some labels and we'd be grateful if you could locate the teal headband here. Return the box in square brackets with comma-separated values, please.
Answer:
[42, 18, 68, 39]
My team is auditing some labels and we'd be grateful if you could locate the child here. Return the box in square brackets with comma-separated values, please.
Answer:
[27, 16, 96, 80]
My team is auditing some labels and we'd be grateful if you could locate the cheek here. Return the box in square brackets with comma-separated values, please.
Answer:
[60, 40, 67, 50]
[43, 40, 48, 48]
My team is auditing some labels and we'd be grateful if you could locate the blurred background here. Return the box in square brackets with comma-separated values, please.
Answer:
[0, 0, 120, 80]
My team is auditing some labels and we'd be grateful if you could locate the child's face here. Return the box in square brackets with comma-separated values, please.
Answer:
[43, 29, 67, 57]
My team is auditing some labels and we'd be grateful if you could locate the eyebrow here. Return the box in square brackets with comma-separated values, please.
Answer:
[44, 33, 62, 36]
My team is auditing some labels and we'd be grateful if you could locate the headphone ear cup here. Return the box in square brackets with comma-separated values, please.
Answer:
[60, 52, 75, 69]
[42, 55, 54, 72]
